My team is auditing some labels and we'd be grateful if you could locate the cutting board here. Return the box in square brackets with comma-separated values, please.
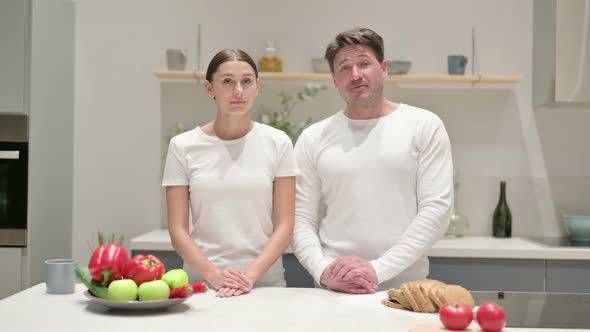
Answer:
[409, 322, 510, 332]
[409, 322, 475, 332]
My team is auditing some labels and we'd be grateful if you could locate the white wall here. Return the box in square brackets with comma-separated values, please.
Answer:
[72, 1, 164, 265]
[27, 0, 75, 286]
[72, 0, 581, 265]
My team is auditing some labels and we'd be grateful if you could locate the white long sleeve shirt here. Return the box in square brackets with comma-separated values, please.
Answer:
[162, 123, 298, 286]
[293, 104, 453, 290]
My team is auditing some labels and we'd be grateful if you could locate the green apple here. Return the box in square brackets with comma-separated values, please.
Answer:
[162, 269, 189, 289]
[138, 280, 170, 301]
[107, 279, 138, 302]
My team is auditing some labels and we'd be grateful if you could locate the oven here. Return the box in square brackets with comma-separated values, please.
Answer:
[0, 141, 28, 247]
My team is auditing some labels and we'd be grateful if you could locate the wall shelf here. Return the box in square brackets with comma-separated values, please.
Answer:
[153, 70, 523, 84]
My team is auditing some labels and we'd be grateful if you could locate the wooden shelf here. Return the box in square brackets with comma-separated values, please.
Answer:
[153, 70, 523, 84]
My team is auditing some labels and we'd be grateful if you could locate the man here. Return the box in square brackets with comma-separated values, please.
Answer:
[292, 27, 453, 294]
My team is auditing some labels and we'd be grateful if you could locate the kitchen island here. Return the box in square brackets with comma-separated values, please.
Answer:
[0, 284, 587, 332]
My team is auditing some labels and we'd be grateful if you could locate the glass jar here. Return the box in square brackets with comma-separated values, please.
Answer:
[258, 40, 283, 72]
[445, 180, 469, 237]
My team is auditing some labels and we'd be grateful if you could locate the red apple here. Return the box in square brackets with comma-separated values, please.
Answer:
[476, 301, 507, 332]
[439, 302, 474, 330]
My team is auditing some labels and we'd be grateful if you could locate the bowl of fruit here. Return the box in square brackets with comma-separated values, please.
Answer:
[77, 243, 207, 310]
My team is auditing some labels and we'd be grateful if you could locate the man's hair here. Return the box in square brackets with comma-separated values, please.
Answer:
[324, 27, 384, 73]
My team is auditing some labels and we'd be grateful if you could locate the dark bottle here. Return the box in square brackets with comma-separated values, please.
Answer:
[493, 180, 512, 237]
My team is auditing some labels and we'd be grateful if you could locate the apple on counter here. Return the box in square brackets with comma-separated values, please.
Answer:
[138, 280, 170, 301]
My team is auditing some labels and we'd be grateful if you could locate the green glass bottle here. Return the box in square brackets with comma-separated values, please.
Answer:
[493, 180, 512, 237]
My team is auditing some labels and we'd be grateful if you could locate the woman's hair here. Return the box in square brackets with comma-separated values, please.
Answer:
[324, 27, 384, 73]
[205, 49, 258, 82]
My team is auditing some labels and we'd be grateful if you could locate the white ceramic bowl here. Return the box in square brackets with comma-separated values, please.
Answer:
[311, 58, 331, 73]
[387, 60, 412, 75]
[563, 214, 590, 242]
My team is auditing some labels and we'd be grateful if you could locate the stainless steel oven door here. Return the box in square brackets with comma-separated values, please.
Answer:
[0, 142, 28, 247]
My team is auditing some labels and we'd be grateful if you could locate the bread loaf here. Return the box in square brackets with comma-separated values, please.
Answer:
[382, 279, 474, 313]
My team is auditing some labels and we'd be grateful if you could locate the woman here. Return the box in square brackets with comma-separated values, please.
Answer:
[162, 49, 297, 297]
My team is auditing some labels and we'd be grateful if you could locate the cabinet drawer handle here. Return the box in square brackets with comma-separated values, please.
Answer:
[0, 151, 20, 159]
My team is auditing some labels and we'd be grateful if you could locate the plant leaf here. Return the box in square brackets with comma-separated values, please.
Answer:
[97, 230, 104, 246]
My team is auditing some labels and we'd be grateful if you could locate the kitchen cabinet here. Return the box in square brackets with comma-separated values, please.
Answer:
[554, 1, 590, 102]
[0, 247, 23, 299]
[283, 253, 314, 287]
[430, 257, 590, 293]
[428, 257, 546, 292]
[0, 0, 30, 114]
[546, 260, 590, 293]
[24, 0, 75, 288]
[533, 0, 590, 105]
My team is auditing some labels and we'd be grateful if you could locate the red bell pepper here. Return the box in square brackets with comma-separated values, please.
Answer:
[88, 243, 129, 285]
[124, 254, 165, 286]
[169, 284, 193, 299]
[189, 281, 208, 294]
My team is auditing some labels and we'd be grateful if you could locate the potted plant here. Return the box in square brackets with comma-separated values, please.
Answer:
[162, 82, 327, 156]
[258, 83, 327, 143]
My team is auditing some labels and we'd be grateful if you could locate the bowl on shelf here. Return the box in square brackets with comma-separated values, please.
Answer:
[563, 214, 590, 243]
[387, 60, 412, 75]
[311, 58, 331, 73]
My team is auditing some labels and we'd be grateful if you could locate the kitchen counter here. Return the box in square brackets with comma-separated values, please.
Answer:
[130, 229, 590, 260]
[0, 283, 586, 332]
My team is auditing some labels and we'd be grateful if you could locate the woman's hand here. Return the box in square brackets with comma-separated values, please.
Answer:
[221, 268, 252, 291]
[215, 268, 253, 297]
[206, 268, 223, 290]
[216, 286, 245, 297]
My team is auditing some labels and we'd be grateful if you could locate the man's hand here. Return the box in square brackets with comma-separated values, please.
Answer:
[320, 256, 378, 293]
[330, 256, 378, 284]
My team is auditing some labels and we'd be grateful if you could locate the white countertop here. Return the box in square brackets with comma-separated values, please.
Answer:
[0, 283, 585, 332]
[130, 229, 590, 260]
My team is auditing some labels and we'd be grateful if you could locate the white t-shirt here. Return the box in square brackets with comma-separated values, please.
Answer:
[293, 104, 453, 290]
[162, 123, 298, 286]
